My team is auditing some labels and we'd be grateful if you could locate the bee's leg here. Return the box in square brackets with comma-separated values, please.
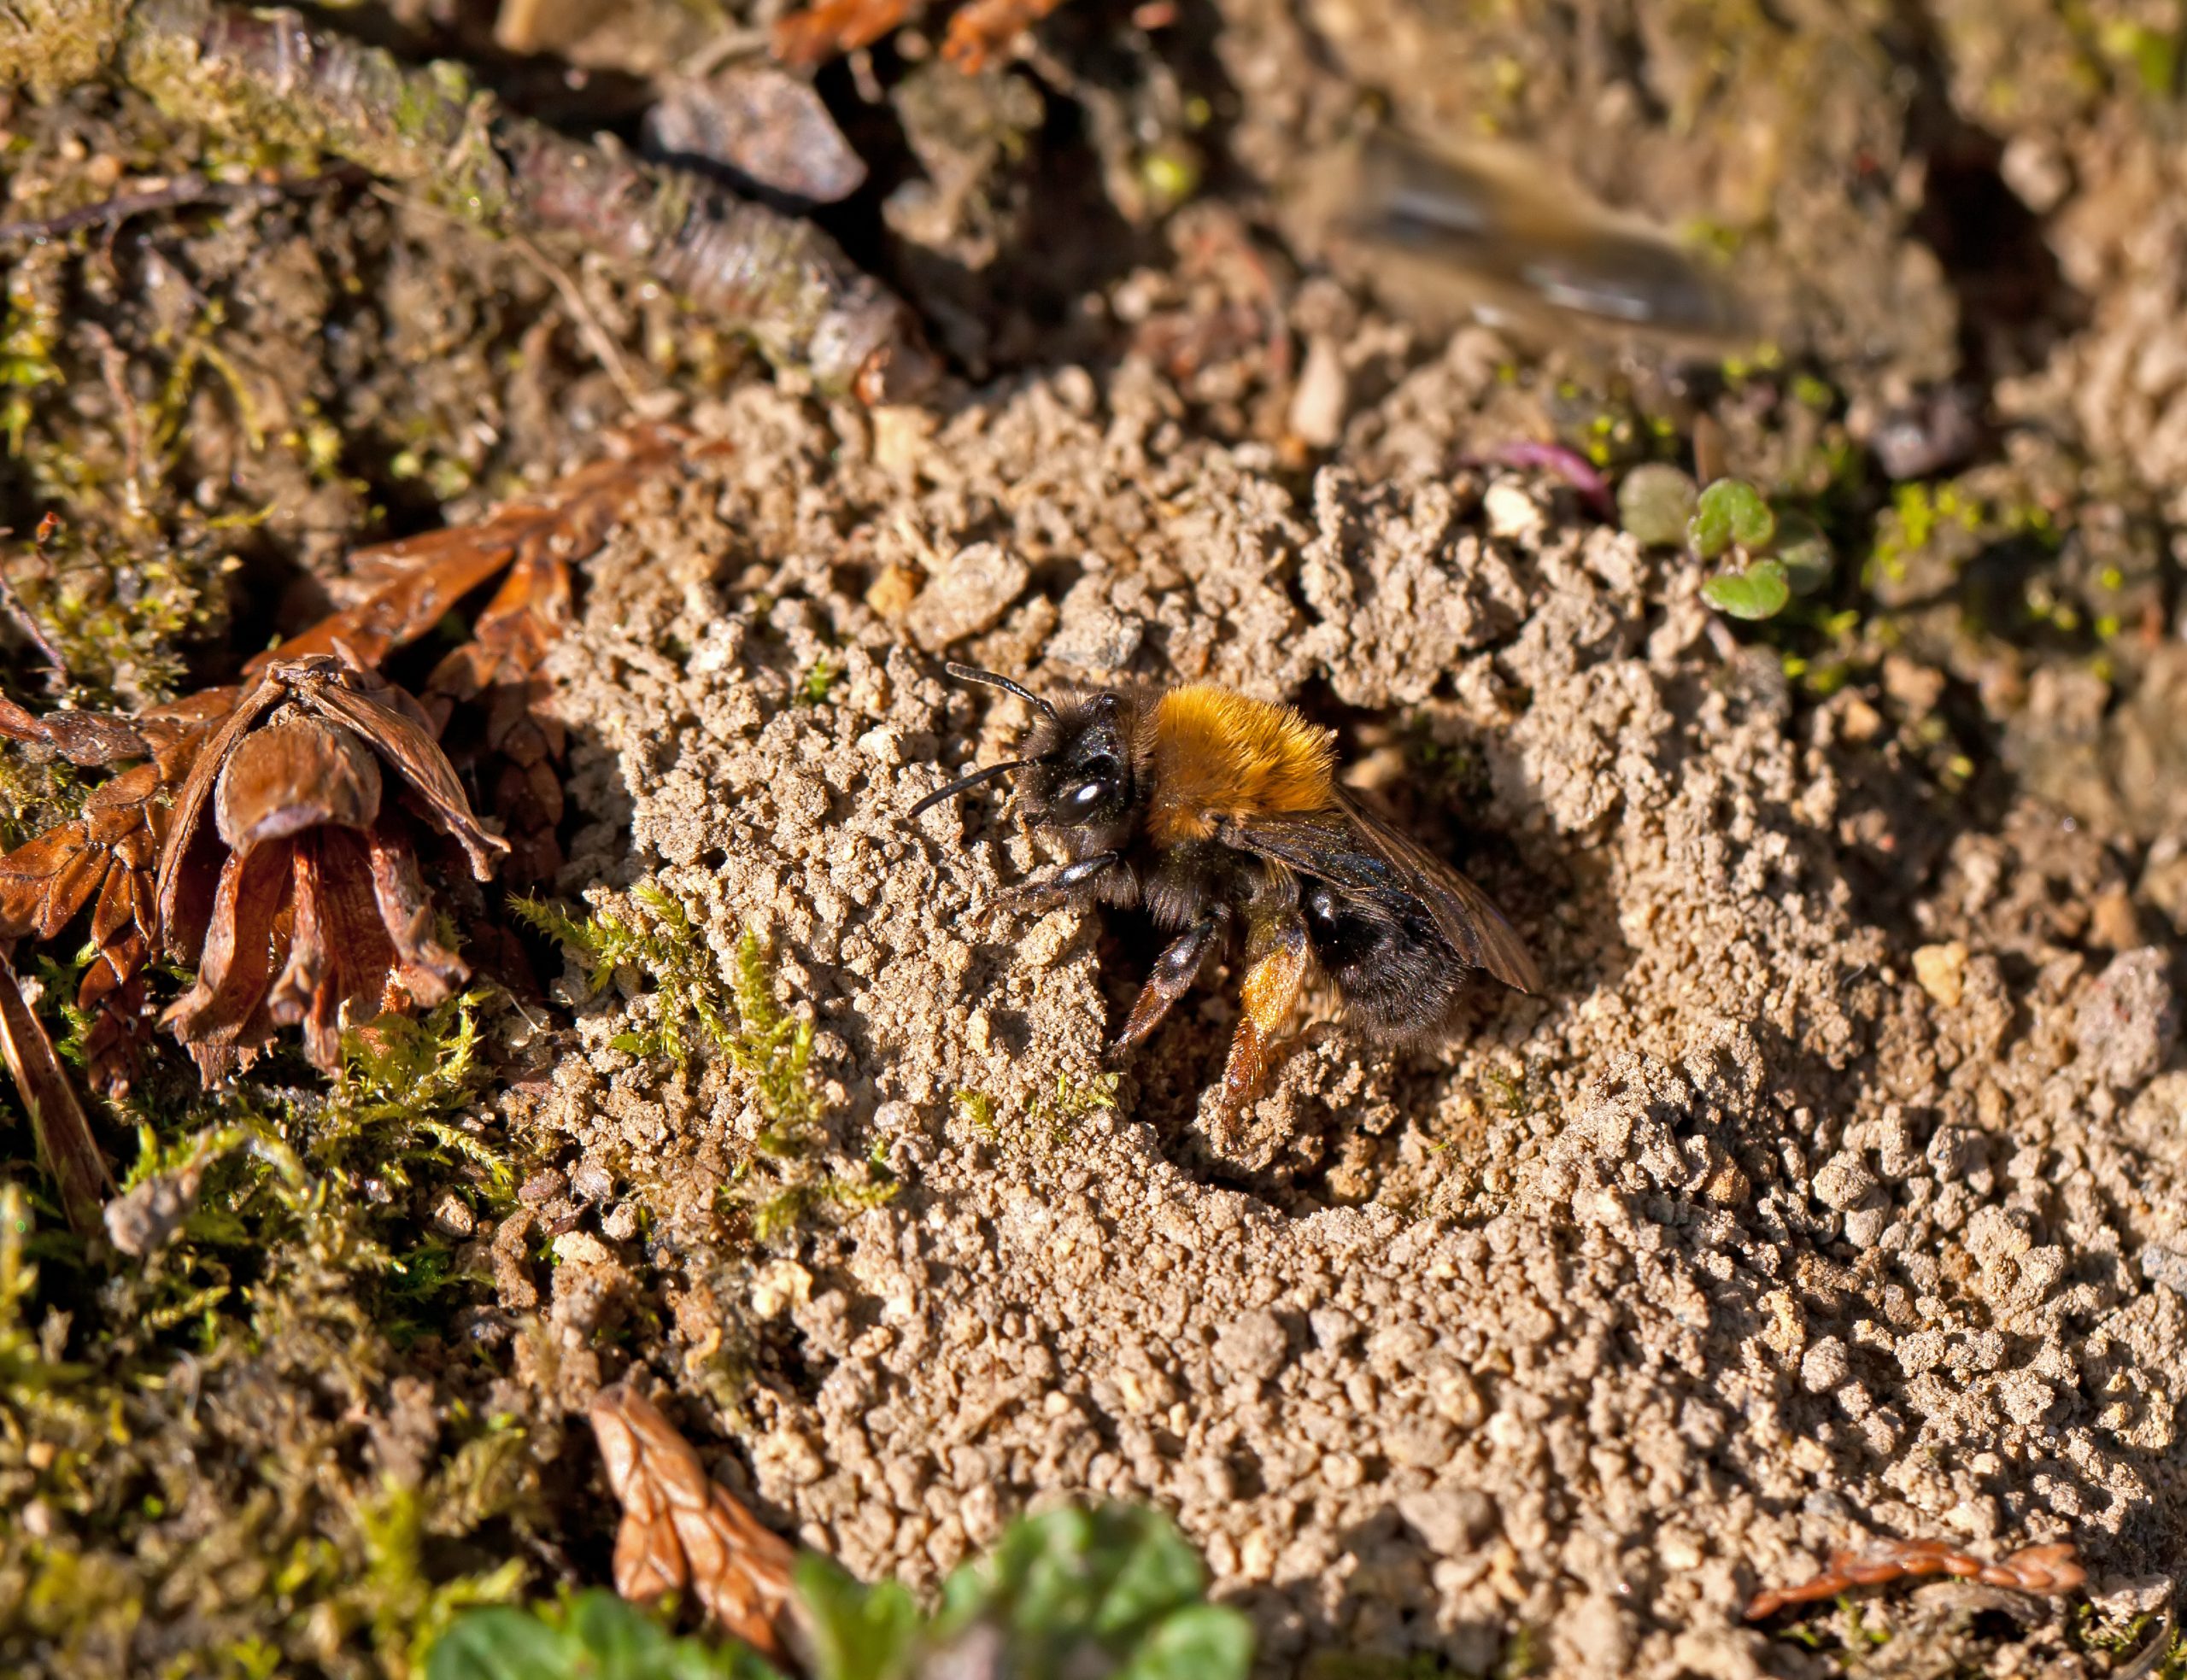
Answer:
[1003, 851, 1123, 909]
[1216, 913, 1310, 1121]
[1113, 912, 1225, 1050]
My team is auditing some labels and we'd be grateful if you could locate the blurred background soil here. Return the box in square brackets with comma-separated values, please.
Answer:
[2, 1, 2184, 1677]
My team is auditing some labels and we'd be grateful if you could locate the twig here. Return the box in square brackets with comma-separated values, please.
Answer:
[0, 0, 935, 401]
[0, 517, 71, 693]
[0, 173, 258, 243]
[1746, 1537, 2088, 1620]
[0, 949, 114, 1235]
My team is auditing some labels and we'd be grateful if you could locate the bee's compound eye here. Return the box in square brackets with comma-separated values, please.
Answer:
[1067, 780, 1111, 811]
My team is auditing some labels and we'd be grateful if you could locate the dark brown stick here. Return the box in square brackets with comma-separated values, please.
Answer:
[0, 0, 935, 401]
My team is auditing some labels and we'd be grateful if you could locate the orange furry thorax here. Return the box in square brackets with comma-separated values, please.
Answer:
[1140, 685, 1337, 843]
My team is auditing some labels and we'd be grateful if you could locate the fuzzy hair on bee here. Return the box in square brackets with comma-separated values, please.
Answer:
[909, 663, 1539, 1121]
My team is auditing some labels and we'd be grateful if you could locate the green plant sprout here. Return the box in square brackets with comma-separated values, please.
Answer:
[1618, 466, 1832, 621]
[428, 1503, 1253, 1680]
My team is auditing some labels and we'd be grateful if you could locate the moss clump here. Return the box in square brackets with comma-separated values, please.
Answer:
[0, 988, 554, 1679]
[514, 887, 895, 1243]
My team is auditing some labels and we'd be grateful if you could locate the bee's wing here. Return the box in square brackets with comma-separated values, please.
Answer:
[1217, 799, 1542, 995]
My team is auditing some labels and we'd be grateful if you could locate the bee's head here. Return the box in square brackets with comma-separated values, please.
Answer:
[909, 665, 1137, 843]
[1014, 691, 1134, 834]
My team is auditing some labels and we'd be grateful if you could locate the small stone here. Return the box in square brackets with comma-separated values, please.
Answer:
[858, 726, 904, 766]
[1842, 1205, 1891, 1249]
[1308, 1307, 1359, 1352]
[1396, 1488, 1496, 1556]
[1045, 577, 1144, 674]
[1483, 481, 1545, 541]
[1387, 1418, 1457, 1469]
[2074, 948, 2179, 1090]
[2089, 889, 2143, 951]
[568, 1161, 613, 1204]
[103, 1165, 203, 1258]
[2142, 1245, 2187, 1297]
[865, 561, 923, 620]
[753, 1259, 814, 1320]
[1214, 1308, 1289, 1382]
[518, 1168, 566, 1206]
[1287, 334, 1350, 448]
[551, 1230, 613, 1269]
[902, 542, 1030, 652]
[1427, 1364, 1486, 1428]
[600, 1201, 641, 1243]
[1913, 941, 1968, 1009]
[430, 1194, 476, 1238]
[1997, 1373, 2057, 1425]
[1800, 1337, 1850, 1393]
[1811, 1152, 1878, 1212]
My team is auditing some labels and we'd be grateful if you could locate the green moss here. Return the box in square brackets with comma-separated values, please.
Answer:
[515, 887, 896, 1243]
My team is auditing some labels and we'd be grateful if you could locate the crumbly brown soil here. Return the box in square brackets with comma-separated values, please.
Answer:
[5, 3, 2187, 1678]
[495, 361, 2184, 1680]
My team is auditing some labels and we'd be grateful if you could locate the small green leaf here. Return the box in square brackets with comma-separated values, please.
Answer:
[1615, 463, 1698, 548]
[426, 1592, 777, 1680]
[1702, 559, 1792, 620]
[1773, 512, 1832, 595]
[1689, 477, 1776, 559]
[794, 1554, 921, 1680]
[1117, 1604, 1255, 1680]
[427, 1608, 571, 1680]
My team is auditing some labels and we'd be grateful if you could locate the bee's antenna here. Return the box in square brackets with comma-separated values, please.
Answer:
[908, 758, 1027, 818]
[941, 663, 1056, 719]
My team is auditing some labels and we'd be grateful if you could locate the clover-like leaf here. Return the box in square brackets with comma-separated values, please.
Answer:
[1774, 512, 1833, 596]
[1702, 559, 1792, 620]
[1616, 463, 1699, 548]
[1689, 477, 1777, 559]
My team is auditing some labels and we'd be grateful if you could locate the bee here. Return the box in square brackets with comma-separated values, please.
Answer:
[909, 664, 1540, 1119]
[1292, 129, 1750, 348]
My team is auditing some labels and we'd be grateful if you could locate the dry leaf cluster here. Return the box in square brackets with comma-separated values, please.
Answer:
[0, 430, 688, 1226]
[154, 652, 507, 1080]
[1744, 1538, 2089, 1619]
[589, 1383, 799, 1660]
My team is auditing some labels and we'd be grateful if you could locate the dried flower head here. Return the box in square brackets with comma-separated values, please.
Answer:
[155, 650, 508, 1080]
[589, 1382, 797, 1658]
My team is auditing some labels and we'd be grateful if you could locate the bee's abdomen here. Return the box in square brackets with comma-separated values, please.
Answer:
[1303, 881, 1468, 1042]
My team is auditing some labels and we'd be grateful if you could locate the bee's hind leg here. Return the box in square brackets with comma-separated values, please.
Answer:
[1113, 912, 1226, 1051]
[1215, 912, 1310, 1121]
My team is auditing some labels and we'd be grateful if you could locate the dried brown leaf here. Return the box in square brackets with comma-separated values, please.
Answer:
[772, 0, 918, 66]
[940, 0, 1068, 70]
[0, 824, 105, 941]
[214, 716, 385, 854]
[255, 428, 686, 677]
[589, 1383, 797, 1658]
[1745, 1537, 2089, 1619]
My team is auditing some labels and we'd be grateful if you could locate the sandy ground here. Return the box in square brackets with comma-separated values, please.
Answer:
[481, 362, 2186, 1678]
[5, 3, 2187, 1677]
